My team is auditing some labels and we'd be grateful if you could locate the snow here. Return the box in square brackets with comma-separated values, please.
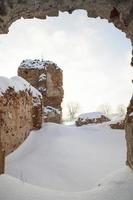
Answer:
[19, 59, 59, 70]
[30, 85, 42, 100]
[0, 76, 14, 95]
[44, 106, 61, 114]
[11, 76, 42, 98]
[129, 112, 133, 117]
[109, 115, 125, 125]
[11, 76, 31, 92]
[39, 73, 46, 82]
[0, 122, 132, 200]
[78, 112, 108, 120]
[38, 86, 46, 93]
[1, 167, 133, 200]
[0, 76, 42, 105]
[6, 123, 126, 192]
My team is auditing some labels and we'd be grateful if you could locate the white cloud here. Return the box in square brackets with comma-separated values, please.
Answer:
[0, 10, 132, 116]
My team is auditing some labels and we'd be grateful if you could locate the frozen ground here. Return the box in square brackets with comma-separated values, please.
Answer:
[1, 167, 133, 200]
[6, 123, 126, 191]
[1, 122, 132, 200]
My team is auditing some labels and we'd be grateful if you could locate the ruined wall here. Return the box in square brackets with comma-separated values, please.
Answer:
[0, 88, 33, 155]
[18, 59, 64, 123]
[125, 98, 133, 169]
[0, 76, 42, 156]
[0, 142, 4, 174]
[110, 119, 125, 130]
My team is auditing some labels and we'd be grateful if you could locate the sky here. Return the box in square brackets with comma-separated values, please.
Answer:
[0, 10, 132, 117]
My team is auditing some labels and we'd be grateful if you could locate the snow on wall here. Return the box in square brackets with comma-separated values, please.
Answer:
[0, 76, 42, 106]
[43, 106, 62, 123]
[19, 59, 60, 70]
[0, 76, 42, 101]
[39, 73, 46, 82]
[0, 76, 42, 155]
[43, 106, 61, 115]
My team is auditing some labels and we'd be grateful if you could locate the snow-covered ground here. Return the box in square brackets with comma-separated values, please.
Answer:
[1, 167, 133, 200]
[1, 122, 132, 200]
[5, 123, 126, 191]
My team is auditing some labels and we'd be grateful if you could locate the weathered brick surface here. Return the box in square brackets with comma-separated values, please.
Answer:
[0, 88, 42, 156]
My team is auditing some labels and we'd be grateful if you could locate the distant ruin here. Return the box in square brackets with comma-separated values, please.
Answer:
[110, 118, 125, 129]
[76, 112, 110, 126]
[18, 59, 64, 123]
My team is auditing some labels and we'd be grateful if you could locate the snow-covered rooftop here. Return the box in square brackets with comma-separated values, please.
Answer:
[19, 59, 59, 70]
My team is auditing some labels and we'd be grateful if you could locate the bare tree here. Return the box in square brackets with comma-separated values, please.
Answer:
[117, 104, 127, 116]
[67, 102, 80, 121]
[98, 103, 112, 115]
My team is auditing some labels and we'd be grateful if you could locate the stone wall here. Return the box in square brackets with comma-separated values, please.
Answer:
[0, 142, 4, 174]
[125, 98, 133, 169]
[0, 76, 42, 156]
[110, 119, 125, 130]
[18, 59, 64, 123]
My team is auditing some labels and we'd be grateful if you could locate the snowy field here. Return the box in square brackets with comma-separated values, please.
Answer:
[1, 122, 133, 200]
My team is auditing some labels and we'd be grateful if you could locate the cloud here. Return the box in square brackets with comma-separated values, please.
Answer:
[0, 10, 132, 115]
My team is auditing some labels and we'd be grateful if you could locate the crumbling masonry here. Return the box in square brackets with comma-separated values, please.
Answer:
[18, 59, 64, 124]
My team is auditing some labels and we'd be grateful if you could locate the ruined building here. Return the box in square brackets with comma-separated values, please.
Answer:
[18, 59, 64, 124]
